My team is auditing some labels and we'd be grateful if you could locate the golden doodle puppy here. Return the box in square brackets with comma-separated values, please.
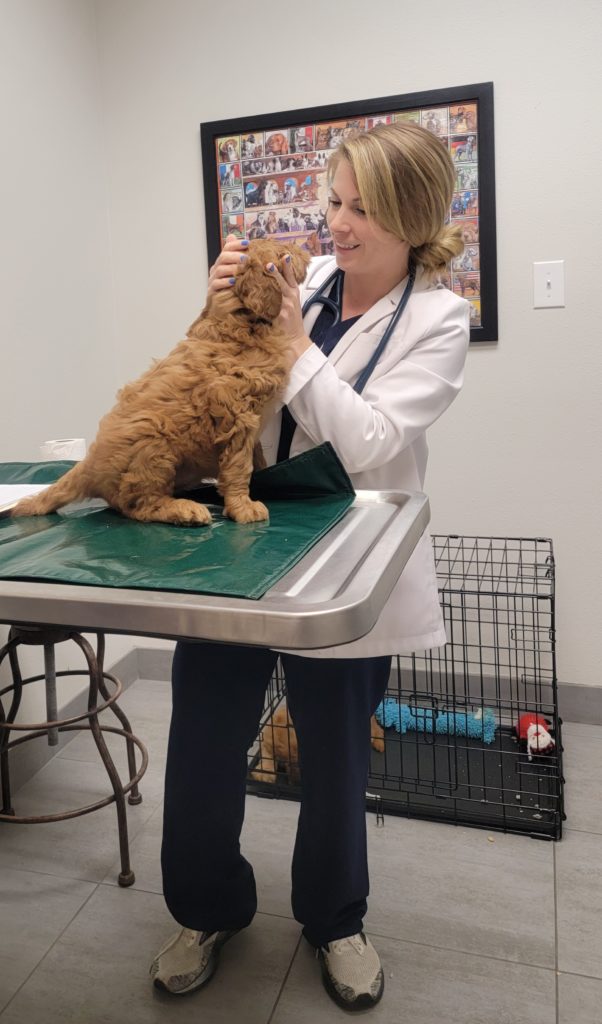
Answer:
[12, 239, 310, 527]
[250, 703, 386, 785]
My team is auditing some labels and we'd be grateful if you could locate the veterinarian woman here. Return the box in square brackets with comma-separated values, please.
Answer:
[151, 121, 470, 1012]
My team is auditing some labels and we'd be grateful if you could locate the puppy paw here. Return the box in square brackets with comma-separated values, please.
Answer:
[172, 500, 213, 525]
[134, 498, 213, 526]
[225, 498, 269, 523]
[249, 768, 277, 783]
[11, 498, 40, 517]
[250, 757, 277, 782]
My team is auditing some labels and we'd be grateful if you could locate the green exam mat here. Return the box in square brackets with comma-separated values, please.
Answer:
[0, 444, 355, 600]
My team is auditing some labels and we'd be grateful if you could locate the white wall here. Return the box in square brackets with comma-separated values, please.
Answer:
[93, 0, 602, 688]
[1, 0, 601, 700]
[0, 0, 130, 718]
[0, 0, 120, 457]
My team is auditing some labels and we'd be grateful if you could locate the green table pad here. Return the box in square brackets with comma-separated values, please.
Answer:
[0, 444, 355, 600]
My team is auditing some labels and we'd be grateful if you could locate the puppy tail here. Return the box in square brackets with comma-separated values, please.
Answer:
[11, 461, 90, 517]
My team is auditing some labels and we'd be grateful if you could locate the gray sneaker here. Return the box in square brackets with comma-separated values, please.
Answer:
[150, 926, 241, 995]
[317, 932, 384, 1011]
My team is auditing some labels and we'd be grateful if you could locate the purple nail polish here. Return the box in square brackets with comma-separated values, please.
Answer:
[229, 277, 236, 284]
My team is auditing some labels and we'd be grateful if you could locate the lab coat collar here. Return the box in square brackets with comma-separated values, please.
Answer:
[301, 258, 428, 365]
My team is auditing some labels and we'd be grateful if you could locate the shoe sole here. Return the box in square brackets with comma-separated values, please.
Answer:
[318, 955, 385, 1013]
[152, 928, 240, 996]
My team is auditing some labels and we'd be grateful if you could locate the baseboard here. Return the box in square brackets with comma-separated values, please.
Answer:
[136, 645, 174, 682]
[5, 642, 601, 799]
[133, 646, 602, 725]
[557, 681, 602, 726]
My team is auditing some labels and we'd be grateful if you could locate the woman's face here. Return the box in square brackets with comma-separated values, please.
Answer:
[326, 159, 409, 280]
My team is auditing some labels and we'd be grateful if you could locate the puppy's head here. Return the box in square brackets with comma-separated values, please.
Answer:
[234, 239, 310, 321]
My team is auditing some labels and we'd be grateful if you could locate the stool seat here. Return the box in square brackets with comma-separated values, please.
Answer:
[0, 627, 148, 886]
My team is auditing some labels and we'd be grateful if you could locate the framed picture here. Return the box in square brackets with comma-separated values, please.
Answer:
[201, 82, 497, 343]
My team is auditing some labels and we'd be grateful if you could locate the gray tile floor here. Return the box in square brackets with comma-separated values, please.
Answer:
[1, 678, 601, 1023]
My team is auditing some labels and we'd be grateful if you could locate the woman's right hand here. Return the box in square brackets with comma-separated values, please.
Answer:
[207, 234, 249, 300]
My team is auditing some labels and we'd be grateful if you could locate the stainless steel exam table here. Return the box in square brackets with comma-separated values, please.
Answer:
[0, 489, 429, 884]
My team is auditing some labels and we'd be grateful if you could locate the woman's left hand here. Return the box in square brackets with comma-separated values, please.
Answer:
[267, 257, 312, 366]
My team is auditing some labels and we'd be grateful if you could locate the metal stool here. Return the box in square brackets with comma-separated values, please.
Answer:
[0, 626, 148, 886]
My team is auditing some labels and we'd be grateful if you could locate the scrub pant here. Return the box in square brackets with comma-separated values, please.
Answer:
[161, 641, 391, 948]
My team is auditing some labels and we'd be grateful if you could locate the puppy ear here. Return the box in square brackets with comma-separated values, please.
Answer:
[286, 244, 311, 284]
[235, 257, 283, 320]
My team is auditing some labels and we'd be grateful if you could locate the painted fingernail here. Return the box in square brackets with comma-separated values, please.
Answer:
[229, 277, 236, 284]
[285, 255, 291, 263]
[240, 239, 249, 247]
[267, 263, 275, 272]
[240, 254, 248, 262]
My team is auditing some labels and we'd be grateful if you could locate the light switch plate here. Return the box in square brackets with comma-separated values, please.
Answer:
[533, 260, 565, 308]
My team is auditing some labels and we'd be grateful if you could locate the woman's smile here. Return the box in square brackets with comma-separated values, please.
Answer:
[327, 159, 409, 287]
[334, 240, 360, 253]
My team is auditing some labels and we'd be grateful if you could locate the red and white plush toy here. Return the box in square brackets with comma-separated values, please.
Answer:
[517, 713, 555, 760]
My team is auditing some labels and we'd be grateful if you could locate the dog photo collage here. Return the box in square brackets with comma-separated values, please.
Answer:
[216, 102, 481, 325]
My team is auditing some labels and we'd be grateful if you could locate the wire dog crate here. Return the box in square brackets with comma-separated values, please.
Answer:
[247, 535, 565, 840]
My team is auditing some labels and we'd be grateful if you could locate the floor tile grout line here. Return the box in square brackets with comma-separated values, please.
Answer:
[0, 792, 164, 888]
[6, 694, 601, 1020]
[0, 869, 566, 978]
[2, 880, 568, 984]
[266, 931, 304, 1024]
[0, 861, 110, 886]
[562, 825, 602, 837]
[364, 928, 559, 975]
[0, 882, 101, 1020]
[554, 969, 602, 983]
[0, 809, 162, 877]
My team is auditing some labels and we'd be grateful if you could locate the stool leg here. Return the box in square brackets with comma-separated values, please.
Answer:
[0, 635, 26, 815]
[7, 636, 25, 729]
[0, 696, 14, 815]
[95, 634, 142, 805]
[43, 644, 59, 746]
[72, 633, 135, 887]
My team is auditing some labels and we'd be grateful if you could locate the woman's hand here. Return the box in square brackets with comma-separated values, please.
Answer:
[206, 234, 249, 300]
[267, 256, 312, 365]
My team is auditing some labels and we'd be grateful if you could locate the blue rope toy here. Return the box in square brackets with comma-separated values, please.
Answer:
[375, 699, 498, 744]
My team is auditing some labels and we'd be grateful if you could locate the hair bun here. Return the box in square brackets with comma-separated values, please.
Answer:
[412, 224, 464, 276]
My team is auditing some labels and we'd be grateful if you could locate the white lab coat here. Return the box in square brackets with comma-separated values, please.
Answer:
[259, 255, 471, 658]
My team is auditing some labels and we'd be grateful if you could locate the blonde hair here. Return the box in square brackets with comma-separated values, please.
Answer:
[328, 121, 464, 277]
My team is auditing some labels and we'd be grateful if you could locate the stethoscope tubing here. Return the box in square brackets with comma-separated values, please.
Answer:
[301, 262, 416, 395]
[301, 267, 343, 324]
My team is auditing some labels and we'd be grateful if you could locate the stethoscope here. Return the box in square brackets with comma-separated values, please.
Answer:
[301, 261, 416, 395]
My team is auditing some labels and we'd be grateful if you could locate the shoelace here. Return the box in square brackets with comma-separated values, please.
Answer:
[182, 928, 214, 948]
[328, 934, 365, 957]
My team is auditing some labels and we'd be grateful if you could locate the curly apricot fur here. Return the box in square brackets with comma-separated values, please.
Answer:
[12, 239, 310, 526]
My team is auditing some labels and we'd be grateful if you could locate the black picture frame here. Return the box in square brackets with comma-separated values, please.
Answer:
[201, 82, 497, 343]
